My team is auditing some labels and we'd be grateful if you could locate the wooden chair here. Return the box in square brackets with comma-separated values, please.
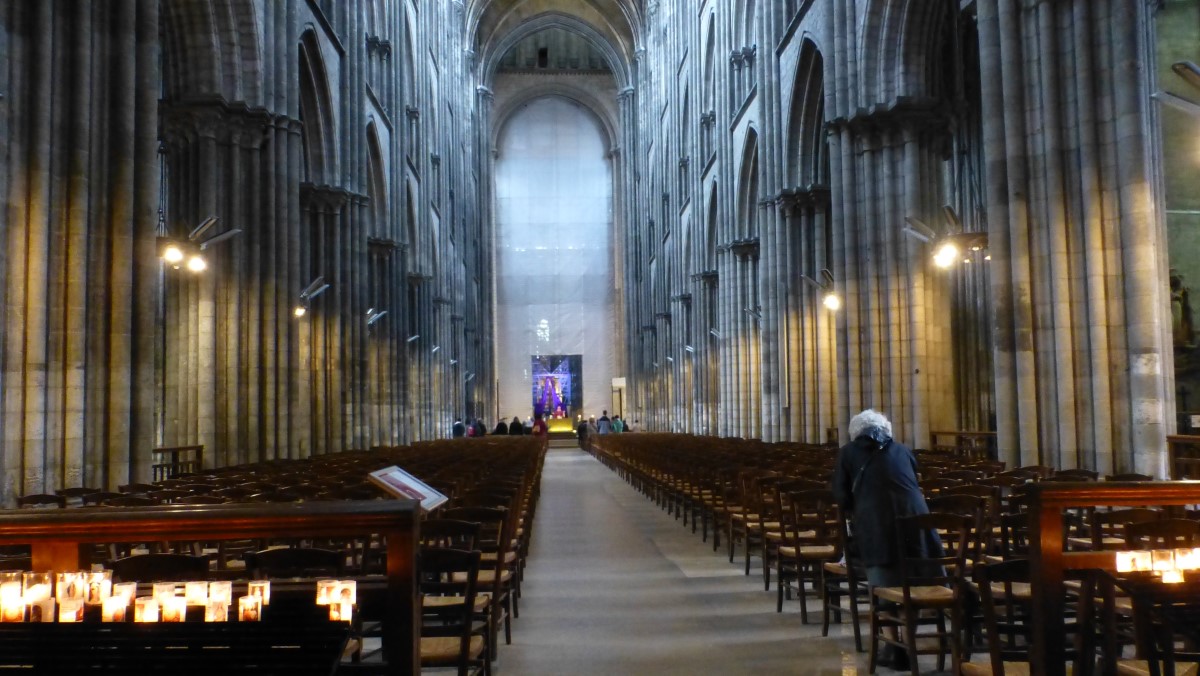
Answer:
[80, 491, 124, 506]
[147, 489, 192, 504]
[117, 482, 157, 494]
[173, 495, 228, 505]
[960, 558, 1095, 675]
[419, 547, 485, 676]
[441, 506, 515, 662]
[869, 513, 970, 675]
[244, 547, 344, 579]
[1108, 473, 1154, 482]
[16, 494, 66, 509]
[107, 553, 210, 582]
[776, 488, 839, 621]
[823, 507, 868, 651]
[1124, 519, 1200, 549]
[102, 495, 159, 507]
[56, 487, 102, 506]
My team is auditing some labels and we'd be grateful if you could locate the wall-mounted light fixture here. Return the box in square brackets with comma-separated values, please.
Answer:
[709, 328, 722, 339]
[684, 345, 695, 353]
[406, 334, 420, 343]
[905, 207, 989, 269]
[158, 216, 242, 274]
[294, 276, 330, 318]
[801, 269, 840, 311]
[1154, 61, 1200, 117]
[743, 307, 762, 321]
[366, 308, 388, 326]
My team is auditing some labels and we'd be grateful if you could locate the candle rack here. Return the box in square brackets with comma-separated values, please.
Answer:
[0, 500, 419, 673]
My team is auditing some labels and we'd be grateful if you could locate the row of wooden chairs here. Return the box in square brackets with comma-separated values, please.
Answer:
[589, 433, 1194, 675]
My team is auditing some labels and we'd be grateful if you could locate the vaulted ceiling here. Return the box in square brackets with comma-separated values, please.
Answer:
[466, 0, 642, 75]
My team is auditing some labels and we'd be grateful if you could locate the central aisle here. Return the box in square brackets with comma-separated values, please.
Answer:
[499, 443, 871, 675]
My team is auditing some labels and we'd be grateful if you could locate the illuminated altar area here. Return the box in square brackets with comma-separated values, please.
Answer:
[532, 355, 582, 432]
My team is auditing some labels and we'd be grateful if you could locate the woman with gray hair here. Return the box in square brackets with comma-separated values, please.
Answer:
[832, 409, 936, 669]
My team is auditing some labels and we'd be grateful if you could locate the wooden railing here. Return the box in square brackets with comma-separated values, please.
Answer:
[929, 430, 997, 460]
[151, 444, 204, 480]
[0, 499, 420, 674]
[1167, 435, 1200, 479]
[1027, 481, 1200, 676]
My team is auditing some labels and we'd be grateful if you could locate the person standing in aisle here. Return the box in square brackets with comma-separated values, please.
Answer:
[597, 410, 611, 434]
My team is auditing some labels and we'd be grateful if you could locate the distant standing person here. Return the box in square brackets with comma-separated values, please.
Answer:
[531, 413, 548, 438]
[611, 415, 624, 433]
[597, 410, 611, 434]
[452, 417, 466, 438]
[576, 417, 589, 448]
[508, 416, 524, 435]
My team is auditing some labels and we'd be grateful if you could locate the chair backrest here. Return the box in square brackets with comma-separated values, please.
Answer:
[1124, 518, 1200, 549]
[81, 491, 124, 506]
[1106, 473, 1154, 482]
[895, 512, 970, 590]
[56, 487, 103, 499]
[108, 553, 210, 582]
[16, 494, 66, 509]
[926, 494, 989, 564]
[117, 483, 157, 494]
[173, 494, 228, 506]
[971, 559, 1094, 673]
[784, 489, 840, 552]
[421, 519, 481, 551]
[1090, 507, 1161, 550]
[244, 547, 344, 579]
[102, 495, 159, 507]
[419, 546, 482, 673]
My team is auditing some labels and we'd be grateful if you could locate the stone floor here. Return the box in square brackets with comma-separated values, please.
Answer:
[495, 442, 951, 675]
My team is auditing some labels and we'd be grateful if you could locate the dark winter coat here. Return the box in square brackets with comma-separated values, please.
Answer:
[832, 436, 933, 568]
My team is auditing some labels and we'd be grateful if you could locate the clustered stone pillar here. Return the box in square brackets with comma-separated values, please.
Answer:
[978, 0, 1169, 473]
[0, 1, 161, 499]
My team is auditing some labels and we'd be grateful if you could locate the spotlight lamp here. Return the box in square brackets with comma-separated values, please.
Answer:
[157, 216, 242, 274]
[1152, 62, 1200, 119]
[801, 268, 840, 312]
[294, 276, 329, 319]
[904, 208, 989, 270]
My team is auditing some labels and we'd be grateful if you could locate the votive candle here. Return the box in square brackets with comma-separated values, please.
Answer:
[58, 598, 83, 623]
[315, 579, 337, 605]
[134, 597, 159, 623]
[102, 595, 128, 622]
[208, 581, 232, 605]
[1, 573, 24, 623]
[335, 580, 357, 605]
[238, 595, 261, 622]
[56, 572, 86, 602]
[1162, 569, 1186, 584]
[85, 571, 112, 606]
[112, 582, 137, 603]
[161, 597, 186, 623]
[152, 583, 176, 605]
[247, 581, 270, 606]
[184, 581, 208, 606]
[204, 599, 228, 623]
[21, 573, 51, 602]
[329, 600, 352, 622]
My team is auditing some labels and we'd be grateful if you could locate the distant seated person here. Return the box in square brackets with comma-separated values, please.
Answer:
[611, 415, 624, 433]
[508, 416, 524, 435]
[493, 419, 509, 435]
[531, 413, 548, 437]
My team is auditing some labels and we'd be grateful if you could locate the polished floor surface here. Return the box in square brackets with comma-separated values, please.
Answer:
[497, 442, 942, 675]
